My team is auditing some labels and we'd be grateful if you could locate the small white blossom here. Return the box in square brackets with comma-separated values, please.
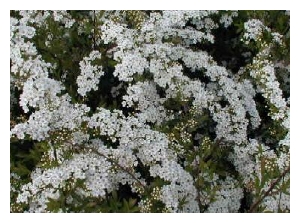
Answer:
[77, 50, 104, 97]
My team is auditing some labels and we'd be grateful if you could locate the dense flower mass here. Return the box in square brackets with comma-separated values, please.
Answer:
[10, 10, 290, 213]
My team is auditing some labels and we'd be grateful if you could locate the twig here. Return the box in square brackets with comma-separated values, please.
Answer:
[73, 143, 147, 190]
[193, 147, 202, 208]
[93, 10, 96, 50]
[248, 166, 290, 213]
[92, 148, 146, 190]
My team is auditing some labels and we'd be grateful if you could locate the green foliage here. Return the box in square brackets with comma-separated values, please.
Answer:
[98, 191, 140, 213]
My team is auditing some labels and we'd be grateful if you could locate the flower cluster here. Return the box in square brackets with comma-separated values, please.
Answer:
[243, 19, 265, 42]
[77, 50, 104, 97]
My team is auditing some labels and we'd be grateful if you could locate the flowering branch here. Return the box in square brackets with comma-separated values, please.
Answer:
[75, 143, 147, 191]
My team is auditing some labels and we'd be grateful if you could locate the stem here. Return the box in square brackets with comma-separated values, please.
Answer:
[93, 10, 96, 50]
[194, 148, 202, 209]
[93, 148, 146, 189]
[49, 141, 58, 161]
[248, 166, 290, 213]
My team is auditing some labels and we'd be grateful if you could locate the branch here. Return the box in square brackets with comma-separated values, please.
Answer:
[91, 147, 147, 190]
[248, 165, 290, 213]
[72, 143, 147, 191]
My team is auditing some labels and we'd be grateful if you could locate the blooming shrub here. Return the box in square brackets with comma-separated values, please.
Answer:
[10, 10, 290, 213]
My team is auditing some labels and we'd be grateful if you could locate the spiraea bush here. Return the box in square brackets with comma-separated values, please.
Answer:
[10, 10, 290, 213]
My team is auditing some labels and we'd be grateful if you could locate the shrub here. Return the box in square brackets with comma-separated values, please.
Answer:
[10, 10, 290, 213]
